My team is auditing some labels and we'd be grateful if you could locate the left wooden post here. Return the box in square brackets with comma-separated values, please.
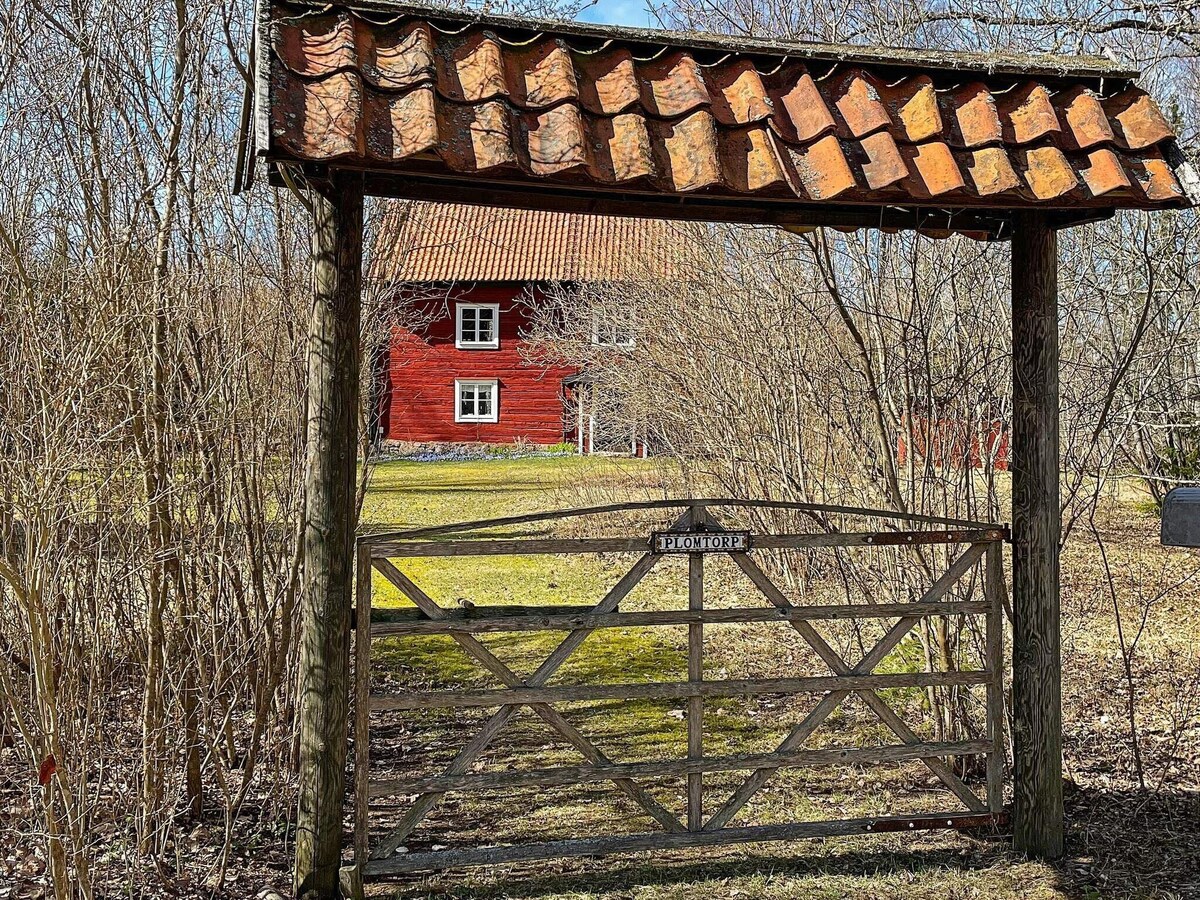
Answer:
[295, 169, 364, 898]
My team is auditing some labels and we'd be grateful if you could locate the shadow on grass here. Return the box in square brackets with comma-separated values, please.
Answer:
[1051, 783, 1200, 899]
[378, 841, 1017, 899]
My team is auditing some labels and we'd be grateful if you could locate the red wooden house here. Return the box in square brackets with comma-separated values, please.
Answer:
[371, 203, 672, 450]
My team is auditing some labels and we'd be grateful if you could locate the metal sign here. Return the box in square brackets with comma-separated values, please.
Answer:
[1161, 487, 1200, 548]
[652, 530, 751, 553]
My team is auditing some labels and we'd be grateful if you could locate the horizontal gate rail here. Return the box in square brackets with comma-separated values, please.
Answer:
[352, 500, 1010, 880]
[368, 599, 991, 635]
[370, 670, 992, 711]
[369, 527, 1005, 558]
[369, 739, 994, 796]
[363, 498, 1001, 543]
[361, 812, 1006, 878]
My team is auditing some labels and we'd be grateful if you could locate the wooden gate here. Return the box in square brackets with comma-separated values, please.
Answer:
[353, 500, 1008, 880]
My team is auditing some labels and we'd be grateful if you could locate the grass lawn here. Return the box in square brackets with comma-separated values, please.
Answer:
[358, 457, 1199, 900]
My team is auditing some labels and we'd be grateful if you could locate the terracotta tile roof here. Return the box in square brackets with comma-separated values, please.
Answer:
[373, 201, 680, 282]
[258, 0, 1192, 236]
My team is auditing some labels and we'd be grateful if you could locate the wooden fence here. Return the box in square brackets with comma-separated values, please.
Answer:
[352, 500, 1008, 879]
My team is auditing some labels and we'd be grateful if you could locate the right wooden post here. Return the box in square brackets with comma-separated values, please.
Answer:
[1010, 211, 1064, 859]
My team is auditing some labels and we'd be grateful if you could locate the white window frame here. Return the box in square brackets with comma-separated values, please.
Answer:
[591, 309, 636, 350]
[455, 302, 500, 349]
[454, 379, 499, 423]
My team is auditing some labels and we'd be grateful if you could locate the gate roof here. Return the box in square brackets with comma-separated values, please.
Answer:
[248, 0, 1194, 238]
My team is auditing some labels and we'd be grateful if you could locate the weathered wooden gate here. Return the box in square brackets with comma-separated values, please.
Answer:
[353, 500, 1007, 879]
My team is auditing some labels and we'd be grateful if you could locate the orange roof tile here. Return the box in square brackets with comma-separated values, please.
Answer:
[256, 1, 1191, 237]
[373, 202, 682, 283]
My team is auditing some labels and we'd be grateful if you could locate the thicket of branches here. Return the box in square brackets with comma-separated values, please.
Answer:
[0, 1, 319, 893]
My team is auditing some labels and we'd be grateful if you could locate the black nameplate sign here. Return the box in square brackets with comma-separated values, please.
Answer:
[651, 531, 751, 553]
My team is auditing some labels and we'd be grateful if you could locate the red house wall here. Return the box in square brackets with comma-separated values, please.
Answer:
[896, 416, 1010, 471]
[380, 285, 576, 445]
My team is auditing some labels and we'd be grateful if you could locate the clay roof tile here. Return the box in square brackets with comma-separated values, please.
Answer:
[437, 31, 507, 103]
[1054, 86, 1115, 151]
[901, 142, 966, 198]
[1079, 147, 1132, 197]
[439, 100, 518, 172]
[575, 48, 641, 115]
[509, 40, 580, 109]
[1103, 88, 1175, 150]
[589, 113, 656, 182]
[944, 83, 1003, 148]
[525, 103, 590, 175]
[720, 126, 786, 193]
[998, 82, 1061, 145]
[639, 51, 711, 119]
[826, 69, 892, 138]
[961, 146, 1022, 196]
[880, 76, 943, 144]
[707, 59, 774, 125]
[781, 134, 857, 199]
[651, 110, 723, 191]
[364, 85, 438, 161]
[1019, 145, 1079, 200]
[348, 21, 435, 90]
[1127, 153, 1185, 202]
[858, 130, 909, 190]
[766, 64, 837, 143]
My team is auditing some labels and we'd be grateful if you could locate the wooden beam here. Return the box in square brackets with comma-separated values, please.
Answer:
[1010, 210, 1064, 859]
[295, 169, 363, 898]
[361, 811, 1006, 877]
[348, 170, 1014, 239]
[369, 739, 994, 796]
[353, 542, 372, 871]
[364, 599, 992, 635]
[359, 497, 1000, 542]
[367, 528, 1006, 558]
[369, 670, 992, 711]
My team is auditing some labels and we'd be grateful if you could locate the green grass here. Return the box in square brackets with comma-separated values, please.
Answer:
[361, 455, 656, 533]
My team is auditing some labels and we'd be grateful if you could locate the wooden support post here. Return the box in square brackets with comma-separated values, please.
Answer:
[1010, 211, 1064, 859]
[295, 169, 364, 898]
[576, 388, 585, 455]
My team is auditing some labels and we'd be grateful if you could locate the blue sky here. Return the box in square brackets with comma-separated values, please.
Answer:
[574, 0, 654, 28]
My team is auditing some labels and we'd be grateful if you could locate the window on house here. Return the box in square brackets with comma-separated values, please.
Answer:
[455, 379, 499, 423]
[591, 309, 636, 349]
[456, 303, 500, 349]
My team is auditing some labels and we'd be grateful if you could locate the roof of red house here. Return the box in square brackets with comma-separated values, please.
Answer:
[262, 0, 1190, 231]
[373, 202, 682, 282]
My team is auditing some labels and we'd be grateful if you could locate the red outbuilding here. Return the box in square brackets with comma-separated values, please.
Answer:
[371, 203, 672, 451]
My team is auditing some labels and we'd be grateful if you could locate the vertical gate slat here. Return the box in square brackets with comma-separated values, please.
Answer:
[688, 505, 704, 829]
[355, 542, 373, 867]
[985, 542, 1005, 813]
